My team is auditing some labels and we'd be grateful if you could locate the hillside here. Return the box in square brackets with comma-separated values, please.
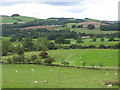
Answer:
[0, 15, 39, 24]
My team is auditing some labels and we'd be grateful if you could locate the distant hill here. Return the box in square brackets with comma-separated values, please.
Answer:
[0, 15, 39, 24]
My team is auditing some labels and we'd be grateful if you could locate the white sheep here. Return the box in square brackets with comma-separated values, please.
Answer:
[34, 81, 38, 83]
[31, 69, 34, 71]
[44, 81, 48, 83]
[80, 57, 82, 58]
[114, 73, 117, 75]
[16, 70, 18, 72]
[108, 56, 111, 59]
[50, 70, 53, 72]
[81, 61, 83, 63]
[105, 73, 109, 76]
[107, 84, 112, 88]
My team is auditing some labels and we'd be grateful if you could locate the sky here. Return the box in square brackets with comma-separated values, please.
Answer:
[0, 0, 119, 21]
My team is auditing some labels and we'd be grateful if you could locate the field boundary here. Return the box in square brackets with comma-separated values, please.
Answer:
[3, 63, 119, 71]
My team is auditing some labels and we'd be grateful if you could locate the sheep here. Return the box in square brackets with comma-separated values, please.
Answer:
[31, 69, 34, 71]
[44, 81, 48, 83]
[108, 56, 111, 59]
[107, 84, 112, 88]
[114, 73, 117, 75]
[34, 81, 38, 83]
[105, 73, 109, 76]
[16, 70, 18, 72]
[80, 57, 82, 58]
[50, 70, 53, 72]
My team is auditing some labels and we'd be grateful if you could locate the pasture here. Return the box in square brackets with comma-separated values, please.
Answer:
[2, 36, 118, 47]
[2, 64, 118, 88]
[2, 49, 118, 67]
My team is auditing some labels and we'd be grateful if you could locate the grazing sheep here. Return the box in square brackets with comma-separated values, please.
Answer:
[105, 73, 109, 76]
[16, 70, 18, 72]
[44, 81, 48, 83]
[80, 57, 82, 58]
[81, 61, 83, 63]
[107, 84, 112, 88]
[31, 69, 34, 71]
[34, 81, 38, 83]
[114, 73, 117, 75]
[109, 56, 111, 59]
[94, 66, 97, 68]
[50, 70, 53, 72]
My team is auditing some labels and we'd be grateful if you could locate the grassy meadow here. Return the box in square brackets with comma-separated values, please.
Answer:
[2, 49, 118, 67]
[2, 16, 39, 23]
[2, 37, 119, 47]
[2, 64, 118, 88]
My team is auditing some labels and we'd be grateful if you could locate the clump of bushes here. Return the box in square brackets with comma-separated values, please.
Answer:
[39, 51, 48, 58]
[3, 51, 55, 66]
[44, 57, 55, 65]
[104, 80, 120, 86]
[61, 61, 69, 66]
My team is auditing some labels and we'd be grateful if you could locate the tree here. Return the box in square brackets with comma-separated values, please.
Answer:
[31, 55, 37, 62]
[76, 36, 83, 43]
[77, 25, 83, 28]
[22, 38, 35, 51]
[99, 45, 106, 49]
[92, 37, 96, 42]
[12, 55, 24, 64]
[35, 37, 49, 51]
[17, 47, 24, 55]
[2, 39, 12, 56]
[44, 58, 55, 65]
[108, 37, 115, 41]
[100, 38, 104, 42]
[87, 24, 95, 29]
[47, 42, 56, 50]
[55, 37, 65, 44]
[71, 25, 76, 28]
[39, 51, 48, 58]
[10, 37, 16, 42]
[55, 37, 70, 44]
[11, 14, 20, 17]
[61, 62, 69, 66]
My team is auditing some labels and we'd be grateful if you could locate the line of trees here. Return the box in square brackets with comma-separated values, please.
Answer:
[100, 23, 120, 31]
[4, 51, 55, 65]
[2, 37, 119, 56]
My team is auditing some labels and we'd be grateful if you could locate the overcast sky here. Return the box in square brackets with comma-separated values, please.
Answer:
[0, 0, 119, 21]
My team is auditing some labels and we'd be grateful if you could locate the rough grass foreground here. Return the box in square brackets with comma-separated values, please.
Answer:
[2, 64, 118, 88]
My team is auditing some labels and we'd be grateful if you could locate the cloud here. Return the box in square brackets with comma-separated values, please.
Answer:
[0, 0, 119, 21]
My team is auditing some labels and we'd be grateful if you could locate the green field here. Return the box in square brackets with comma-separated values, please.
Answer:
[65, 38, 118, 46]
[2, 37, 118, 47]
[1, 16, 39, 23]
[2, 64, 118, 88]
[2, 49, 118, 68]
[53, 24, 118, 34]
